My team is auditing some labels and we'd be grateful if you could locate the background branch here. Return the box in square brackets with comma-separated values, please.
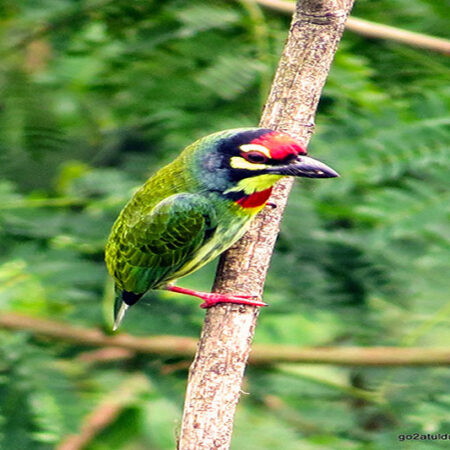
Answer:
[5, 0, 449, 58]
[253, 0, 450, 54]
[1, 313, 449, 367]
[57, 373, 149, 450]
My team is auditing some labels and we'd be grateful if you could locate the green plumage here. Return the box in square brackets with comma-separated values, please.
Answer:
[108, 193, 216, 292]
[105, 130, 258, 304]
[105, 127, 338, 328]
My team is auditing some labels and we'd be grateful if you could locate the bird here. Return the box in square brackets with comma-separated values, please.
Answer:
[105, 128, 338, 330]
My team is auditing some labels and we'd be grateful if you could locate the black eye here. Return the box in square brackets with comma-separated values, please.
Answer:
[243, 151, 268, 163]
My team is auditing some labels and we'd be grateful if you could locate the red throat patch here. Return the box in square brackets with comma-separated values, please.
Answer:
[236, 188, 273, 209]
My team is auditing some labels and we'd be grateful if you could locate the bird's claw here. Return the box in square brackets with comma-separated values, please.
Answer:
[199, 293, 268, 309]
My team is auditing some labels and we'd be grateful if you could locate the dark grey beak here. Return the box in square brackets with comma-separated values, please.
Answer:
[271, 155, 339, 178]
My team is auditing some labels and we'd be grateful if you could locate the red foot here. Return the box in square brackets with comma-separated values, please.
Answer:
[165, 285, 268, 309]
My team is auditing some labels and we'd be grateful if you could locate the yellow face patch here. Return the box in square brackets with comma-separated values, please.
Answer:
[225, 174, 283, 195]
[239, 144, 271, 158]
[230, 156, 268, 171]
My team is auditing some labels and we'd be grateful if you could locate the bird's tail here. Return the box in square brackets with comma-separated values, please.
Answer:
[113, 288, 144, 331]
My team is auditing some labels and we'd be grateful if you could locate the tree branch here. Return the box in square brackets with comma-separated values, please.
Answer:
[1, 313, 449, 366]
[5, 0, 450, 58]
[178, 1, 355, 448]
[57, 373, 149, 450]
[0, 313, 198, 357]
[253, 0, 450, 55]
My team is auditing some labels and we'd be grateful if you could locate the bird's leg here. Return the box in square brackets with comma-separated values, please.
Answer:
[165, 285, 268, 309]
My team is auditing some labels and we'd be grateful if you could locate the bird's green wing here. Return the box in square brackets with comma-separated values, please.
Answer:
[110, 193, 217, 293]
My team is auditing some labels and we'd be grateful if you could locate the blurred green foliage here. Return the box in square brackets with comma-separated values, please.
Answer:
[0, 0, 449, 448]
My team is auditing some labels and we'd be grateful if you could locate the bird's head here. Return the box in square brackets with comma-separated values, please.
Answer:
[189, 128, 338, 208]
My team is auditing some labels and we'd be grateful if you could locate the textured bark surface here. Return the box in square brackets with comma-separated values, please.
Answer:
[178, 1, 355, 449]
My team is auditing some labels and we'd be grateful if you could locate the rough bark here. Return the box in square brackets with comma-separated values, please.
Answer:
[178, 1, 354, 449]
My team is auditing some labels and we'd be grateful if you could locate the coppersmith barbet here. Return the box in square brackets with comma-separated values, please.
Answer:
[105, 128, 338, 329]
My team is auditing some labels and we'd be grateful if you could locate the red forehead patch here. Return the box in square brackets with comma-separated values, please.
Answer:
[251, 131, 307, 160]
